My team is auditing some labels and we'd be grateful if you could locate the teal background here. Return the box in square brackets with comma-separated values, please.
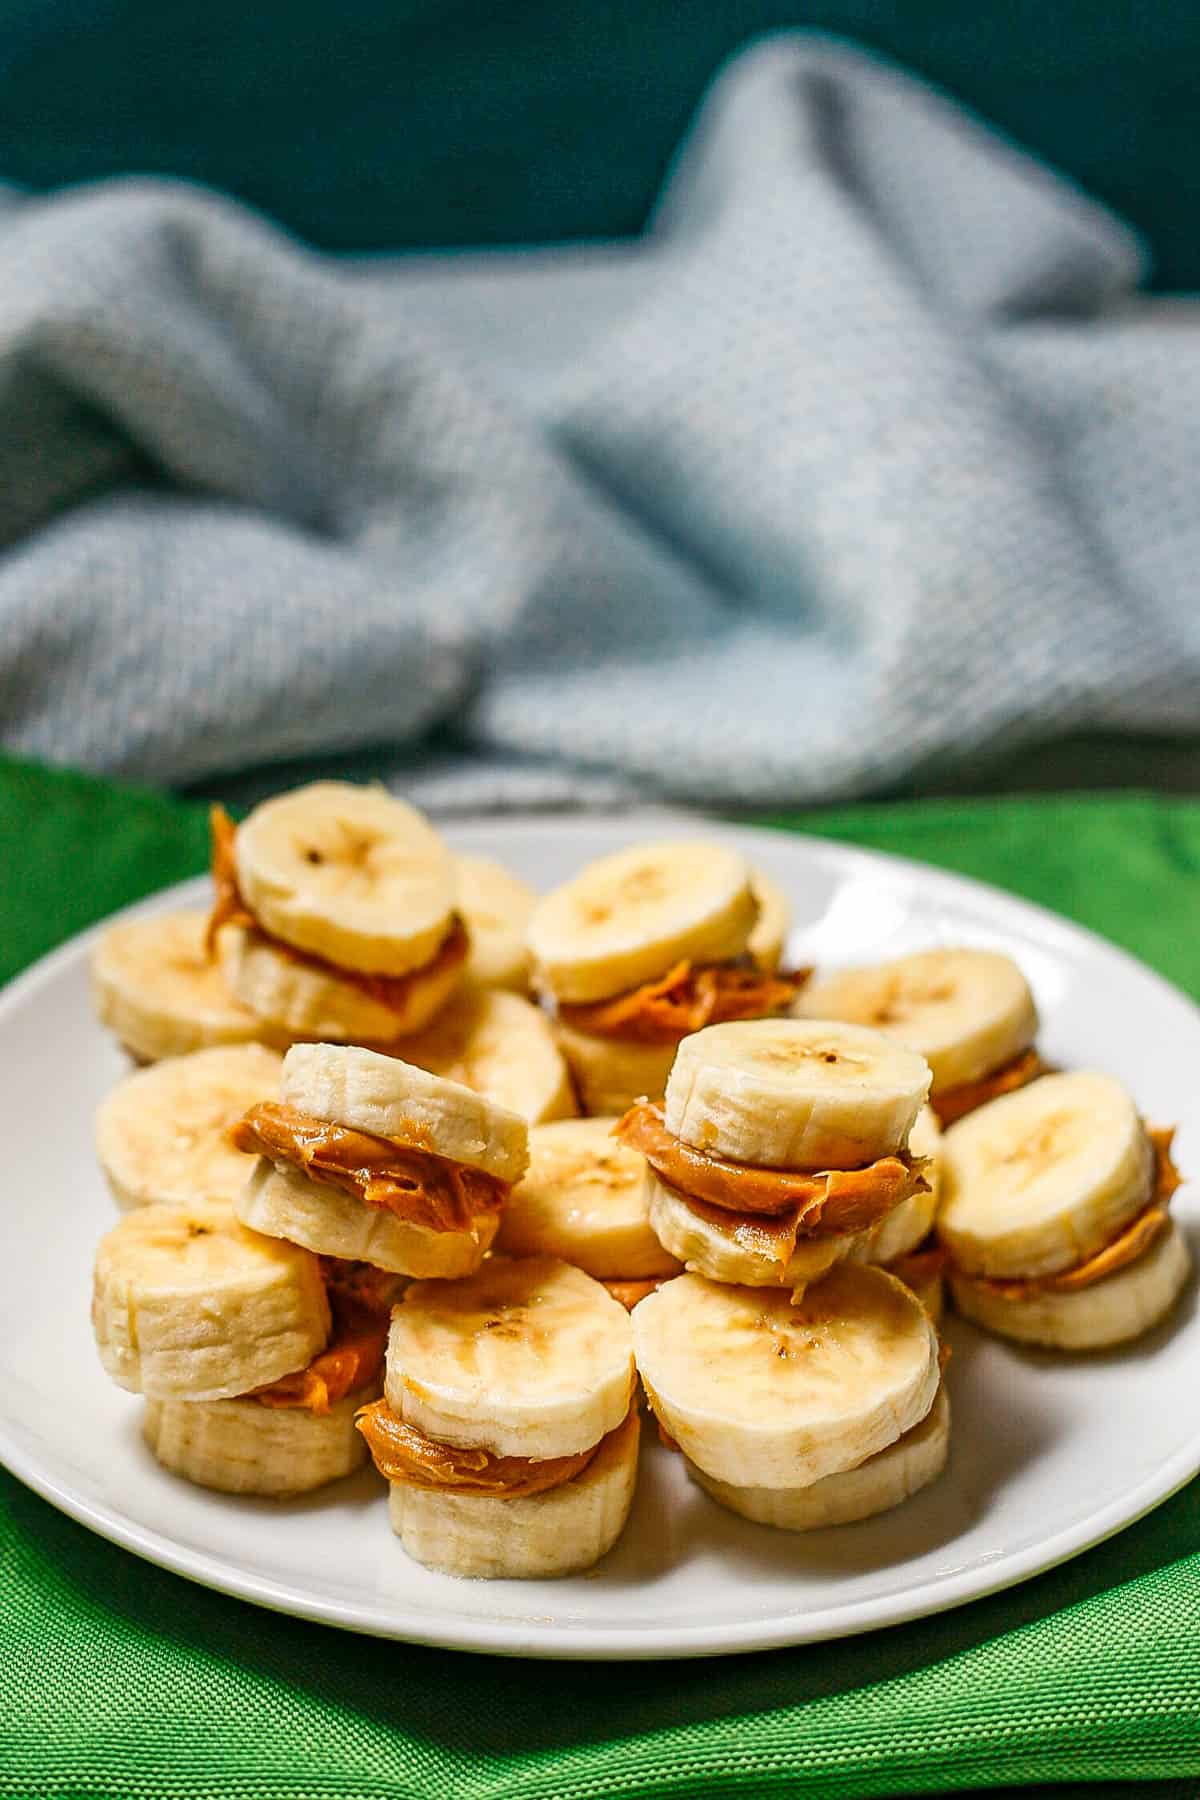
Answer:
[1, 3, 1195, 286]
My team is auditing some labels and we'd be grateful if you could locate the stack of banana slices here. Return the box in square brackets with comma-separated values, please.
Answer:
[92, 1200, 399, 1495]
[356, 1257, 639, 1577]
[208, 783, 470, 1044]
[623, 1018, 952, 1528]
[231, 1044, 528, 1278]
[528, 842, 804, 1114]
[938, 1072, 1188, 1349]
[617, 1019, 935, 1297]
[83, 792, 1193, 1580]
[635, 1268, 948, 1530]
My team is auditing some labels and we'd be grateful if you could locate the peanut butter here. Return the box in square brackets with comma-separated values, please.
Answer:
[932, 1048, 1045, 1127]
[252, 1264, 394, 1414]
[602, 1277, 667, 1311]
[616, 1101, 928, 1244]
[232, 1101, 508, 1233]
[559, 958, 806, 1044]
[355, 1402, 610, 1496]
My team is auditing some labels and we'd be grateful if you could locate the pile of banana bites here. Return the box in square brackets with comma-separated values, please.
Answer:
[89, 783, 1189, 1580]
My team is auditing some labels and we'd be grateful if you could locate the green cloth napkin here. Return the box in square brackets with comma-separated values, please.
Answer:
[3, 753, 1200, 1800]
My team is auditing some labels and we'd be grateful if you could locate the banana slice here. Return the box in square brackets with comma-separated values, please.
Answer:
[528, 841, 758, 1004]
[281, 1043, 528, 1184]
[689, 1384, 950, 1529]
[634, 1266, 940, 1489]
[235, 781, 456, 976]
[388, 1406, 640, 1579]
[852, 1175, 940, 1270]
[386, 1256, 636, 1460]
[951, 1221, 1191, 1349]
[454, 853, 537, 991]
[219, 922, 461, 1043]
[747, 869, 791, 973]
[909, 1102, 943, 1189]
[938, 1072, 1154, 1279]
[91, 911, 276, 1063]
[554, 1020, 677, 1117]
[893, 1258, 945, 1325]
[401, 987, 576, 1126]
[664, 1019, 931, 1170]
[237, 1159, 500, 1278]
[795, 949, 1038, 1095]
[497, 1118, 682, 1279]
[644, 1167, 857, 1289]
[850, 1105, 943, 1266]
[93, 1200, 330, 1401]
[95, 1043, 283, 1211]
[143, 1387, 372, 1495]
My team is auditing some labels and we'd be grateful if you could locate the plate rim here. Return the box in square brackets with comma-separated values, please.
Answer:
[3, 808, 1199, 1660]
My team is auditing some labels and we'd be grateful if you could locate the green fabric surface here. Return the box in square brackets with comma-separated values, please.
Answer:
[3, 752, 1200, 1799]
[1, 4, 1198, 289]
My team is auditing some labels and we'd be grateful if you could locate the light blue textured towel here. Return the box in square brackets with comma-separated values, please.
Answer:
[2, 34, 1198, 809]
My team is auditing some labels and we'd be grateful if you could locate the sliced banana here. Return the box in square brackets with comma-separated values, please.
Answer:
[236, 1158, 500, 1278]
[891, 1257, 945, 1324]
[664, 1019, 931, 1170]
[951, 1221, 1190, 1349]
[849, 1180, 939, 1270]
[401, 987, 576, 1126]
[219, 922, 460, 1043]
[939, 1071, 1154, 1279]
[91, 910, 275, 1063]
[528, 841, 758, 1004]
[690, 1384, 949, 1529]
[95, 1042, 283, 1211]
[92, 1200, 330, 1401]
[234, 781, 457, 976]
[554, 1020, 677, 1117]
[454, 853, 537, 991]
[386, 1256, 636, 1461]
[497, 1118, 682, 1279]
[388, 1405, 639, 1579]
[747, 869, 792, 973]
[634, 1266, 940, 1489]
[908, 1101, 943, 1185]
[795, 948, 1038, 1095]
[281, 1043, 529, 1185]
[143, 1387, 372, 1496]
[850, 1105, 942, 1266]
[644, 1167, 856, 1289]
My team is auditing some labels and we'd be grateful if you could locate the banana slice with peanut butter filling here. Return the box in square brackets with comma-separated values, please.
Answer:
[617, 1019, 933, 1293]
[356, 1256, 639, 1578]
[208, 784, 468, 1043]
[939, 1071, 1188, 1348]
[529, 842, 806, 1114]
[233, 1043, 527, 1279]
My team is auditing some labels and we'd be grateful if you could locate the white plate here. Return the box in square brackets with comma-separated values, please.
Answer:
[2, 811, 1197, 1660]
